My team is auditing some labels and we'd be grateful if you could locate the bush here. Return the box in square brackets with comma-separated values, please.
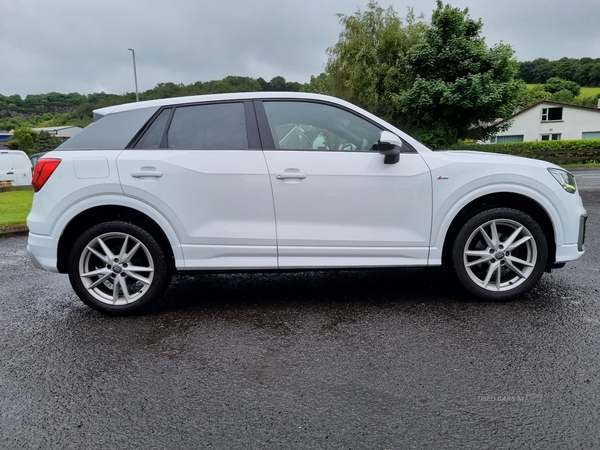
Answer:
[447, 139, 600, 164]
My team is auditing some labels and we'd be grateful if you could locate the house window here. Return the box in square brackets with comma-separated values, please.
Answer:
[582, 131, 600, 140]
[541, 133, 561, 141]
[492, 135, 524, 144]
[541, 107, 563, 121]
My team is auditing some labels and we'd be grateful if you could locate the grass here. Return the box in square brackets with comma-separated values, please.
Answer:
[0, 190, 33, 228]
[526, 84, 600, 100]
[579, 86, 600, 97]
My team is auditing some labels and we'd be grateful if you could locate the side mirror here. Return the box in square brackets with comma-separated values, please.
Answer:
[377, 131, 402, 164]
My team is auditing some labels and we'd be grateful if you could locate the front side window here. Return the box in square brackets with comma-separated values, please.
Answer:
[263, 101, 381, 151]
[135, 102, 248, 150]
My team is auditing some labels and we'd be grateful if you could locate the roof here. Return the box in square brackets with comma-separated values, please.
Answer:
[93, 92, 356, 117]
[31, 126, 83, 133]
[496, 100, 600, 125]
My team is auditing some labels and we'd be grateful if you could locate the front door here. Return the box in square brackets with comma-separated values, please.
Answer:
[258, 100, 432, 268]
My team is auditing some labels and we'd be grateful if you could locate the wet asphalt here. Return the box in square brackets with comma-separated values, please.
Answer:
[1, 178, 599, 449]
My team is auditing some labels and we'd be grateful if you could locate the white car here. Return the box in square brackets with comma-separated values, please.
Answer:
[0, 150, 33, 187]
[27, 92, 587, 314]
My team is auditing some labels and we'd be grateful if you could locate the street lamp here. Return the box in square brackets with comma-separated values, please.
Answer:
[127, 48, 139, 102]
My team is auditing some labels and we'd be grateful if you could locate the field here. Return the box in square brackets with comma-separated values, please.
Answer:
[579, 86, 600, 97]
[526, 84, 600, 99]
[0, 190, 33, 227]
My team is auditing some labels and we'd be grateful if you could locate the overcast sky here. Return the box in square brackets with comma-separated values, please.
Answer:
[2, 0, 599, 97]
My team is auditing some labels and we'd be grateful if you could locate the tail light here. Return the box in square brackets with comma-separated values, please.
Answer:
[32, 158, 61, 192]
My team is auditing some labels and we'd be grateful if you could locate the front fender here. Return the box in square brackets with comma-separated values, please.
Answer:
[429, 175, 565, 264]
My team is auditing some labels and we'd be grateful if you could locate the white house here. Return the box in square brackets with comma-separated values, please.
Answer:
[490, 101, 600, 143]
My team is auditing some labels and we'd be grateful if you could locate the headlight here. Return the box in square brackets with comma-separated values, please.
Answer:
[548, 168, 577, 194]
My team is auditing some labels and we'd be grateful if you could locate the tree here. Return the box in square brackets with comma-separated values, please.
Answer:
[552, 89, 574, 103]
[517, 57, 600, 86]
[325, 1, 522, 147]
[7, 127, 37, 151]
[326, 1, 426, 121]
[395, 1, 523, 147]
[301, 72, 333, 95]
[515, 85, 553, 109]
[573, 93, 600, 108]
[35, 131, 62, 151]
[544, 77, 581, 97]
[267, 76, 287, 91]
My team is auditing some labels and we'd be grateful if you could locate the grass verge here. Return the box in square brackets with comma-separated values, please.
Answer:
[0, 190, 33, 228]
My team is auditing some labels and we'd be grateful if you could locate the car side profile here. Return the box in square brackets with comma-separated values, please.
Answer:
[27, 92, 587, 314]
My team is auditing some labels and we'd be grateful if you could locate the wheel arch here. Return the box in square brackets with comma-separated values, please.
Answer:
[57, 205, 176, 274]
[440, 192, 556, 271]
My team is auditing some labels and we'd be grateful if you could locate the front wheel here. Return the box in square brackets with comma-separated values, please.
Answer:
[451, 208, 548, 301]
[68, 221, 170, 315]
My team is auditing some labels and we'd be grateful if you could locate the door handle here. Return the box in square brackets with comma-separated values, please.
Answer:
[131, 170, 163, 178]
[275, 172, 307, 180]
[6, 172, 14, 175]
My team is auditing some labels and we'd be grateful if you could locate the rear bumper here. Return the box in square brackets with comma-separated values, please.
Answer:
[27, 232, 59, 273]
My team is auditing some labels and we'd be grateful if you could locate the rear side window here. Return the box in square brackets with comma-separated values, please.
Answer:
[135, 108, 172, 149]
[135, 102, 248, 150]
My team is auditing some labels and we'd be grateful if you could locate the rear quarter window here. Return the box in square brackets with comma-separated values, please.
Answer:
[58, 107, 159, 150]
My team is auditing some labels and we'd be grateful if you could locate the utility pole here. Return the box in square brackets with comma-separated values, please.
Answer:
[127, 48, 139, 102]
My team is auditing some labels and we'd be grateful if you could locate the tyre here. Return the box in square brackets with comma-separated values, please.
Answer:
[451, 208, 548, 301]
[68, 221, 170, 315]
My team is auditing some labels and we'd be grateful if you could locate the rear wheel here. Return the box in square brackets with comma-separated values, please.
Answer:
[451, 208, 548, 301]
[68, 221, 170, 315]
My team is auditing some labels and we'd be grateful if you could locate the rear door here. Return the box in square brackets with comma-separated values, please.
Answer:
[117, 101, 277, 270]
[0, 152, 17, 185]
[11, 151, 32, 186]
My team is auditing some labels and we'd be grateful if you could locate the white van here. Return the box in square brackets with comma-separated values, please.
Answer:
[0, 150, 33, 187]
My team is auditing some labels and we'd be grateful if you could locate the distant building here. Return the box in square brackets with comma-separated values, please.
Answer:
[0, 132, 11, 149]
[489, 101, 600, 143]
[0, 126, 83, 149]
[31, 126, 83, 142]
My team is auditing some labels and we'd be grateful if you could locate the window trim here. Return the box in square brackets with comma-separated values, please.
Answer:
[127, 99, 261, 150]
[582, 131, 600, 140]
[540, 133, 561, 141]
[541, 107, 563, 122]
[491, 135, 524, 144]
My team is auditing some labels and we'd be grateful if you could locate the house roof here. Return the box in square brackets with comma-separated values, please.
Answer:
[496, 100, 600, 125]
[32, 126, 82, 132]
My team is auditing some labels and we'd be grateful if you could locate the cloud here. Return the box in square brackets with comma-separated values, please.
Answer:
[2, 0, 599, 97]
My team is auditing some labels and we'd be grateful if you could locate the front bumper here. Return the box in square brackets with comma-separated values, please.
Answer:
[578, 215, 587, 252]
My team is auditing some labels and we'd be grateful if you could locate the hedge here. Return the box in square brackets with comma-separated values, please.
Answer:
[445, 139, 600, 165]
